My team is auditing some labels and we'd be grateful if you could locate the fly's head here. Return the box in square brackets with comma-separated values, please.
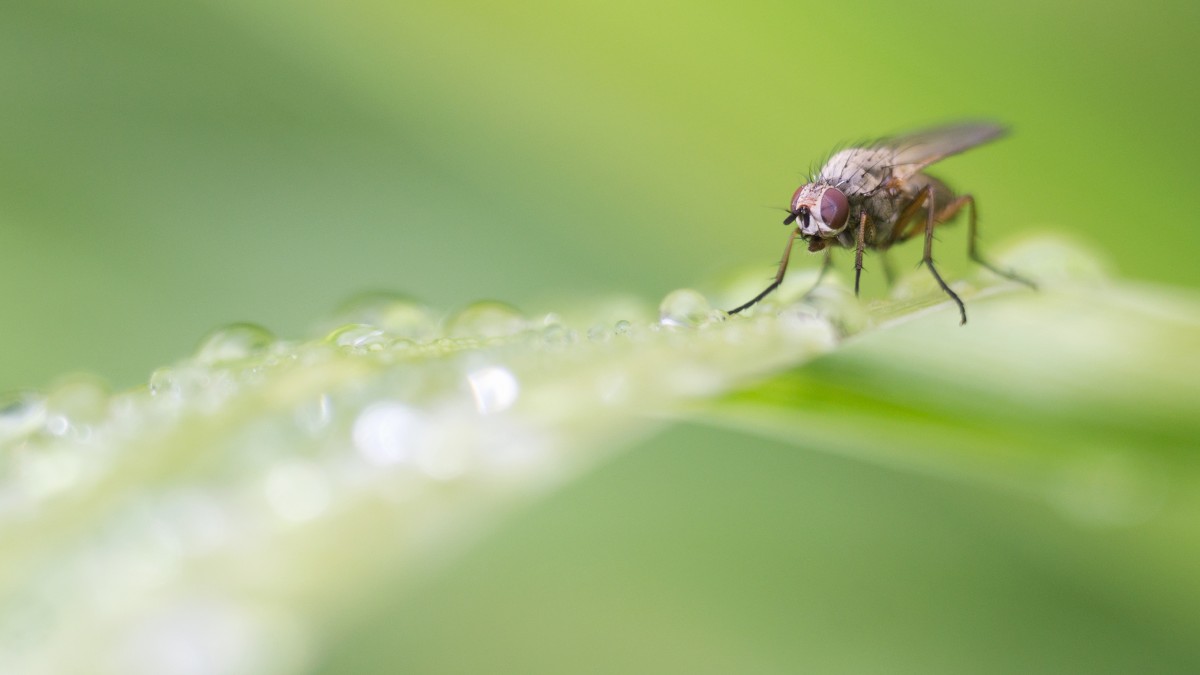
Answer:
[785, 183, 849, 240]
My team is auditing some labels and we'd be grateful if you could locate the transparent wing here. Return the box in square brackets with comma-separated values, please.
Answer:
[876, 122, 1007, 174]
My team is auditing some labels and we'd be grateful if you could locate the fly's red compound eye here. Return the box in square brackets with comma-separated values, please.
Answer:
[790, 185, 806, 209]
[819, 188, 849, 231]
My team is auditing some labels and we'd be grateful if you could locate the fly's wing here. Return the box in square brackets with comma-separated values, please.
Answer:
[877, 122, 1006, 179]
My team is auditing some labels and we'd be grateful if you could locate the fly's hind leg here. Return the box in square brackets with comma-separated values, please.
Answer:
[886, 185, 933, 246]
[878, 249, 897, 286]
[943, 195, 1037, 290]
[918, 190, 970, 325]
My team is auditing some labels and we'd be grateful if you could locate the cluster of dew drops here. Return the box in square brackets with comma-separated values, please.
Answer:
[0, 286, 821, 520]
[0, 286, 844, 674]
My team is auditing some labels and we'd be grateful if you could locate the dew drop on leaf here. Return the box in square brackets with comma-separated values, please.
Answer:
[444, 301, 527, 339]
[541, 323, 576, 347]
[326, 292, 436, 340]
[325, 324, 390, 351]
[658, 289, 712, 328]
[194, 323, 275, 366]
[44, 374, 110, 431]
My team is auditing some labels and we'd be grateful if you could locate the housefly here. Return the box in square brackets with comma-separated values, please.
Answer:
[728, 122, 1034, 324]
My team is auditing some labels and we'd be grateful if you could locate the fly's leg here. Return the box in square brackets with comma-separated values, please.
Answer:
[920, 190, 969, 325]
[883, 185, 968, 323]
[729, 232, 835, 315]
[885, 185, 933, 246]
[878, 249, 897, 286]
[797, 246, 834, 303]
[943, 195, 1037, 290]
[809, 246, 834, 297]
[728, 228, 799, 314]
[854, 211, 868, 295]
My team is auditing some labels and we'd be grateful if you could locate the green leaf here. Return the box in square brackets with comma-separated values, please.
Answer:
[2, 235, 1198, 674]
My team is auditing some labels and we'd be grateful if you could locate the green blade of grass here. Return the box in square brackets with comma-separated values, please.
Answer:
[2, 235, 1197, 673]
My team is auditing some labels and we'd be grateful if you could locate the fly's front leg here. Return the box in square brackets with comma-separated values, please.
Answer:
[944, 195, 1037, 290]
[728, 228, 800, 315]
[921, 190, 968, 325]
[854, 211, 868, 296]
[729, 232, 834, 315]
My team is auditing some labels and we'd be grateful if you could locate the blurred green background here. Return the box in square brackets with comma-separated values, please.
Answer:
[2, 0, 1197, 391]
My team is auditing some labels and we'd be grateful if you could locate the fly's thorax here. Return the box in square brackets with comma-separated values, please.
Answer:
[818, 148, 891, 195]
[790, 183, 850, 239]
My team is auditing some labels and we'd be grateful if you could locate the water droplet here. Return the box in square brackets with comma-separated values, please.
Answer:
[149, 368, 174, 398]
[264, 460, 331, 523]
[44, 414, 71, 437]
[614, 320, 632, 336]
[777, 309, 840, 348]
[149, 367, 210, 401]
[467, 366, 520, 414]
[444, 301, 527, 339]
[194, 323, 275, 366]
[659, 289, 712, 327]
[327, 292, 436, 340]
[352, 402, 426, 465]
[325, 324, 390, 351]
[541, 323, 576, 347]
[44, 374, 110, 431]
[390, 338, 417, 353]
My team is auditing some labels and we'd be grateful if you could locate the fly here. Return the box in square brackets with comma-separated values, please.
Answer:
[728, 122, 1035, 324]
